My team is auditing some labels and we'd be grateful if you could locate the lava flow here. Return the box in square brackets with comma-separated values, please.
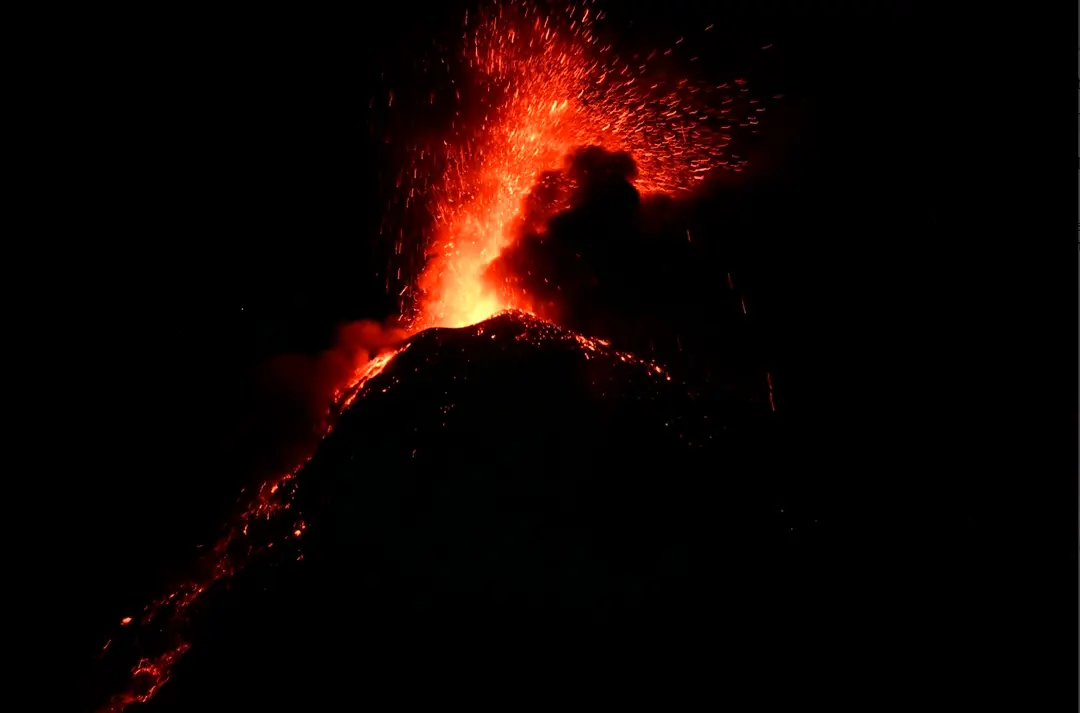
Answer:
[95, 2, 753, 710]
[96, 346, 406, 713]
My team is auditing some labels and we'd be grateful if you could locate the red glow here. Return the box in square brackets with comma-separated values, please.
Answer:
[98, 345, 406, 713]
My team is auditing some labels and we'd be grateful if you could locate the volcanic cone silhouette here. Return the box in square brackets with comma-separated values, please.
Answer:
[94, 312, 827, 712]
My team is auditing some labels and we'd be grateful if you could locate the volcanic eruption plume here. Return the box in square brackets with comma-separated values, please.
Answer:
[93, 2, 764, 710]
[404, 0, 756, 329]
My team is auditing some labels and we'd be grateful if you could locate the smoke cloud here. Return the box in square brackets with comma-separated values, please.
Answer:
[248, 319, 406, 473]
[485, 145, 754, 381]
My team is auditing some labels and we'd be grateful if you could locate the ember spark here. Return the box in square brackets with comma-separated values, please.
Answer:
[405, 0, 754, 329]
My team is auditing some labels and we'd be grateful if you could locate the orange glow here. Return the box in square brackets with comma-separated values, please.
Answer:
[407, 0, 747, 331]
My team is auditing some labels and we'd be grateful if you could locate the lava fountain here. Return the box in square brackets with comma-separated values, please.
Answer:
[406, 0, 755, 330]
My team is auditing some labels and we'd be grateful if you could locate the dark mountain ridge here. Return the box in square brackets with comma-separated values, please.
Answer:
[97, 312, 836, 712]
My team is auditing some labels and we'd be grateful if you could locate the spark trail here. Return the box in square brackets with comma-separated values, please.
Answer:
[95, 2, 751, 709]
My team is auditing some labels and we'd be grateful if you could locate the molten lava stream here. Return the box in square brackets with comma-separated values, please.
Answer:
[96, 347, 403, 713]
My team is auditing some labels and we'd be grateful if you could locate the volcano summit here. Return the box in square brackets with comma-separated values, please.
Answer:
[90, 311, 824, 711]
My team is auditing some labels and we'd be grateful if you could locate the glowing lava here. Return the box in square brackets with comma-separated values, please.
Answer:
[96, 2, 750, 709]
[97, 344, 407, 713]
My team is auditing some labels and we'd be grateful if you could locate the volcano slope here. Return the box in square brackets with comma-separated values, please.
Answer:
[130, 311, 828, 711]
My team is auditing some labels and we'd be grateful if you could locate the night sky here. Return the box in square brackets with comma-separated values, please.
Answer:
[48, 1, 1075, 709]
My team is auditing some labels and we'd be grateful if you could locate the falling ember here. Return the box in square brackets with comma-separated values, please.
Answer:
[96, 2, 760, 709]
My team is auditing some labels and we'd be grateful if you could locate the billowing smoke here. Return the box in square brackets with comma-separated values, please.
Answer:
[485, 146, 756, 386]
[248, 320, 406, 474]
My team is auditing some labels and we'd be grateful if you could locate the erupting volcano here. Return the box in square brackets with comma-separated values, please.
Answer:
[90, 2, 778, 710]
